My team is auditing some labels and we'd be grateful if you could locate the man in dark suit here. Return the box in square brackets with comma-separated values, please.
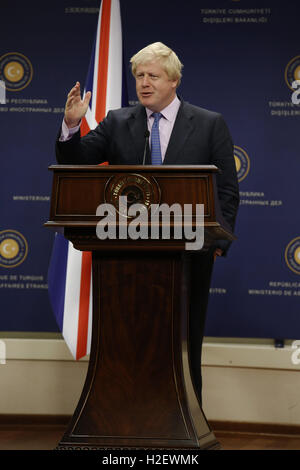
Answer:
[56, 42, 239, 404]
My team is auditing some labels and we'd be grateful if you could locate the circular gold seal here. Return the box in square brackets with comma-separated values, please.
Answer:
[105, 174, 161, 218]
[0, 52, 33, 91]
[285, 55, 300, 91]
[234, 145, 250, 183]
[285, 237, 300, 275]
[0, 230, 28, 268]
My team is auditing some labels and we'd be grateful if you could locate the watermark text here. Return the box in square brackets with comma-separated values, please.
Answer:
[291, 340, 300, 365]
[0, 81, 6, 104]
[0, 340, 6, 365]
[291, 80, 300, 105]
[96, 197, 204, 250]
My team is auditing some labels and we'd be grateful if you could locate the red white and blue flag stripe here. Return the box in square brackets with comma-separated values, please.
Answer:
[48, 0, 126, 360]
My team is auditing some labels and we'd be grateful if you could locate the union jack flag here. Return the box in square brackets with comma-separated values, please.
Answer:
[48, 0, 127, 359]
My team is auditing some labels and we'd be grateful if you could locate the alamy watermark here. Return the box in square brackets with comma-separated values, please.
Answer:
[0, 340, 6, 365]
[0, 80, 5, 104]
[291, 340, 300, 365]
[96, 196, 204, 250]
[291, 80, 300, 105]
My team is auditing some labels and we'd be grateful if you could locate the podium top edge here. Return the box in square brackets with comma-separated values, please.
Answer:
[48, 164, 219, 172]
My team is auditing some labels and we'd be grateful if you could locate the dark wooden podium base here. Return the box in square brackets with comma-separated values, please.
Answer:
[57, 251, 219, 450]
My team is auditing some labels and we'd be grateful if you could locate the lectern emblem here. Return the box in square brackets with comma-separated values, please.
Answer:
[105, 174, 160, 218]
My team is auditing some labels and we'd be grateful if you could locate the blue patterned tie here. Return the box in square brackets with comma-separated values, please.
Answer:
[151, 112, 163, 165]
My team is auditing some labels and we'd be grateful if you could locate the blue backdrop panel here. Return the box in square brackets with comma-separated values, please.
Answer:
[0, 0, 299, 338]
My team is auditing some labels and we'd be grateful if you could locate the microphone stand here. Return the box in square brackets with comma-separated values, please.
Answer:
[142, 130, 150, 165]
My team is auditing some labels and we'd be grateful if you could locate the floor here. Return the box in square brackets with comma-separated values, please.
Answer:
[1, 424, 300, 451]
[215, 430, 300, 450]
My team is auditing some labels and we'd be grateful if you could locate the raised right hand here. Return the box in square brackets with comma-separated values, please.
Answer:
[64, 81, 91, 128]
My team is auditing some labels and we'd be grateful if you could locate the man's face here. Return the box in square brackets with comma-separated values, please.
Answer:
[135, 60, 178, 112]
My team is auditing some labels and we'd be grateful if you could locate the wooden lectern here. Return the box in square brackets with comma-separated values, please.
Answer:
[45, 165, 235, 450]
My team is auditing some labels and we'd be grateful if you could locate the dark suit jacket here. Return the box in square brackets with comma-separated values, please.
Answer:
[56, 99, 239, 253]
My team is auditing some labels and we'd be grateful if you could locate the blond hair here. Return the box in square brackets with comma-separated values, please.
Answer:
[130, 42, 183, 86]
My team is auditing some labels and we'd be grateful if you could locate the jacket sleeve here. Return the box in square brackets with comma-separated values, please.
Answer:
[55, 114, 112, 165]
[210, 114, 240, 255]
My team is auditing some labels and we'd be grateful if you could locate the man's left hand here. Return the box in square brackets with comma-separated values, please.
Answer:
[214, 248, 223, 260]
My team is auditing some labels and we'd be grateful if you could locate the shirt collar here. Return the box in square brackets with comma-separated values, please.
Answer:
[145, 95, 181, 122]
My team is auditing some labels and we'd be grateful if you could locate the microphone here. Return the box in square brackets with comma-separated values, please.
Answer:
[142, 130, 150, 165]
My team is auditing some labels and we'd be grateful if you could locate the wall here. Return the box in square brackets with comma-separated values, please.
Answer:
[1, 335, 300, 425]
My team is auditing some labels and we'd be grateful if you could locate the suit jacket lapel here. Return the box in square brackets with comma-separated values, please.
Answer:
[126, 104, 149, 164]
[163, 101, 194, 165]
[126, 100, 194, 165]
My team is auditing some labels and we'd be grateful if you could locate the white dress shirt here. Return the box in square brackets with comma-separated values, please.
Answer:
[145, 95, 181, 162]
